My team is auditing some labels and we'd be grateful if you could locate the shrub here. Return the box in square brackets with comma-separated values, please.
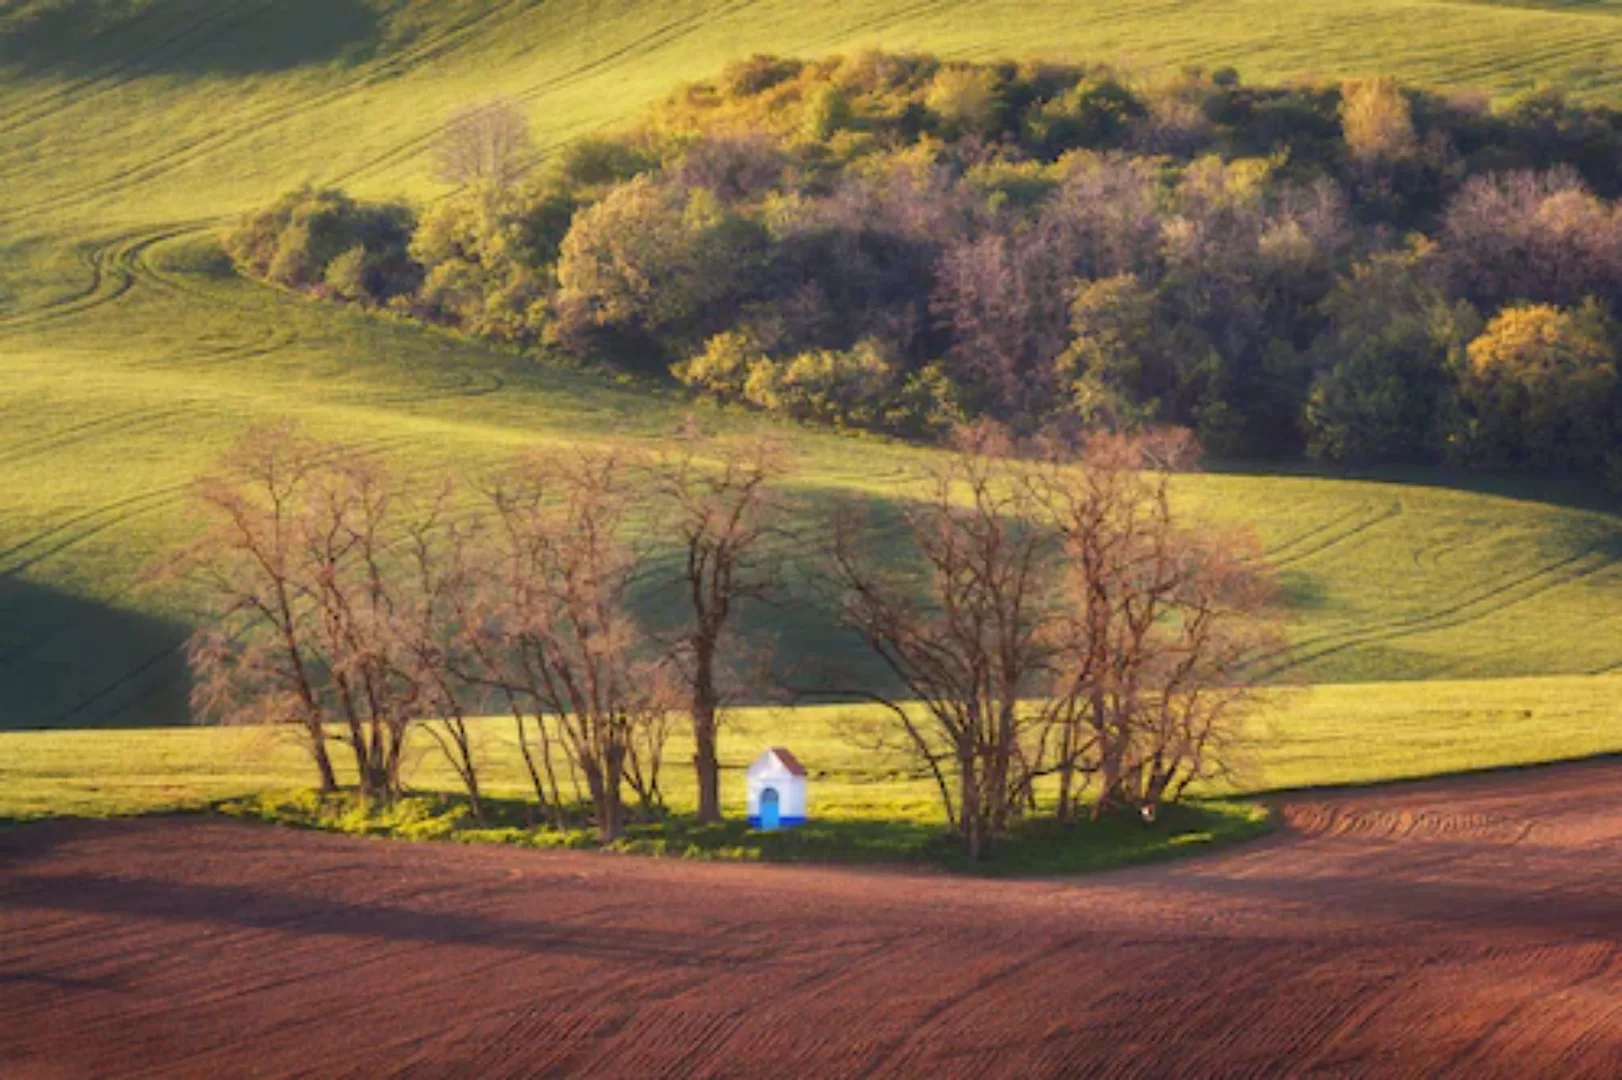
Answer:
[555, 136, 658, 192]
[224, 187, 417, 299]
[802, 84, 853, 143]
[889, 361, 967, 438]
[1024, 76, 1146, 157]
[720, 54, 803, 98]
[410, 182, 573, 339]
[675, 330, 761, 401]
[323, 246, 371, 303]
[744, 339, 901, 428]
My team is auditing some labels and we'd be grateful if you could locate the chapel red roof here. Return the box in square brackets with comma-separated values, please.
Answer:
[770, 747, 807, 776]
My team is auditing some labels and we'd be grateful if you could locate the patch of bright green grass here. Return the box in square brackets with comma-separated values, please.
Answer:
[212, 788, 1272, 875]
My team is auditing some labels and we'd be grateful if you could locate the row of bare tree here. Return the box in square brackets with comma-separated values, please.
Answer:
[828, 426, 1281, 857]
[164, 423, 785, 842]
[165, 420, 1281, 855]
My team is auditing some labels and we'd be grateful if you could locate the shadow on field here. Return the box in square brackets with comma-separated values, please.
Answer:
[0, 0, 387, 75]
[1208, 459, 1622, 518]
[1, 867, 731, 964]
[0, 577, 189, 730]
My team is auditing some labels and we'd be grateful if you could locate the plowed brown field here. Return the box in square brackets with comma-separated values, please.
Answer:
[4, 762, 1622, 1078]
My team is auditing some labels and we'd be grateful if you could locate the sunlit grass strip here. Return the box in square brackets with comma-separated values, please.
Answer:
[3, 676, 1619, 823]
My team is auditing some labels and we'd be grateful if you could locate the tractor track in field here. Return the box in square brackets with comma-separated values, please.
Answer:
[0, 432, 418, 583]
[9, 0, 774, 221]
[2, 0, 533, 223]
[0, 0, 276, 137]
[327, 0, 765, 191]
[0, 405, 203, 469]
[0, 223, 215, 333]
[5, 760, 1622, 1076]
[1260, 543, 1622, 677]
[1263, 500, 1403, 568]
[0, 430, 430, 724]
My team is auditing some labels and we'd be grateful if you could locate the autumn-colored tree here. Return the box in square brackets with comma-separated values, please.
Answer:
[1461, 301, 1620, 468]
[555, 176, 768, 342]
[410, 181, 575, 340]
[932, 225, 1075, 416]
[669, 132, 786, 203]
[926, 66, 1003, 137]
[655, 428, 792, 823]
[1443, 169, 1622, 310]
[1340, 77, 1419, 165]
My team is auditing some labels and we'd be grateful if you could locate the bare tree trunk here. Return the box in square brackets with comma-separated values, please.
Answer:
[1055, 717, 1076, 824]
[585, 750, 626, 843]
[692, 648, 722, 824]
[309, 735, 339, 793]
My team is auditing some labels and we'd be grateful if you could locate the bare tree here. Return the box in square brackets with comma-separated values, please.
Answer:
[393, 495, 490, 822]
[476, 449, 675, 842]
[170, 424, 342, 793]
[435, 98, 534, 193]
[827, 422, 1282, 852]
[1120, 531, 1280, 816]
[828, 423, 1058, 858]
[169, 425, 430, 802]
[291, 446, 419, 799]
[655, 426, 792, 824]
[1029, 429, 1282, 821]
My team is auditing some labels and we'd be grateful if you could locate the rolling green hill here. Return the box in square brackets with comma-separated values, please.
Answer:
[3, 0, 1622, 729]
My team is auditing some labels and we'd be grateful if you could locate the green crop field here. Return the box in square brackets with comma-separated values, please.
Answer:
[2, 0, 1622, 818]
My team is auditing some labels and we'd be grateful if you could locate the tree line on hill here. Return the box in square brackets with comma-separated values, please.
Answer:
[159, 421, 1280, 858]
[226, 52, 1622, 478]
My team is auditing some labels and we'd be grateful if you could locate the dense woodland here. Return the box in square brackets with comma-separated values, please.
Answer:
[227, 52, 1622, 472]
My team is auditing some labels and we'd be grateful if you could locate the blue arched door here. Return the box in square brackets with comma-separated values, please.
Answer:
[760, 787, 780, 830]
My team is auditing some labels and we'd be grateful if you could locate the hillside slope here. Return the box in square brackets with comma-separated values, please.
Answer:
[2, 0, 1622, 727]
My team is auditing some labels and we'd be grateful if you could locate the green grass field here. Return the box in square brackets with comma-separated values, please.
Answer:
[2, 0, 1622, 843]
[4, 675, 1619, 822]
[3, 673, 1618, 868]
